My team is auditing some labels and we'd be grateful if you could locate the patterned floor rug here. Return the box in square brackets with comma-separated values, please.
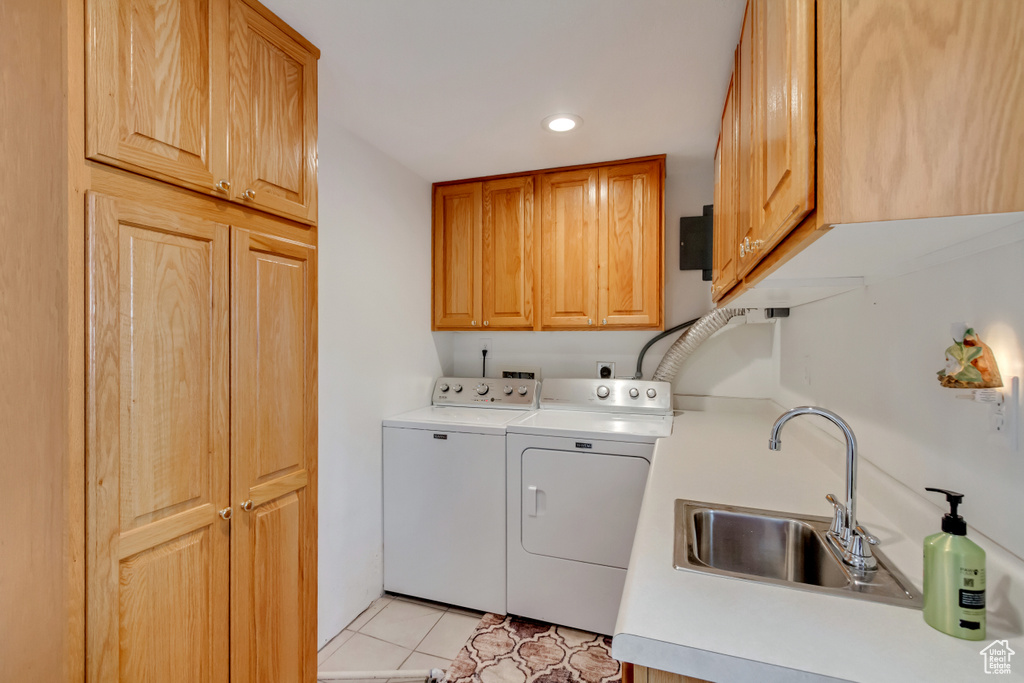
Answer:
[445, 613, 622, 683]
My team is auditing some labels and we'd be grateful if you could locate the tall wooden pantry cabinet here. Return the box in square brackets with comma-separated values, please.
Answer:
[0, 0, 319, 681]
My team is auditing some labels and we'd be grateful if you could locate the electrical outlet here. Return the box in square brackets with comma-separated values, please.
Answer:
[597, 362, 615, 379]
[481, 338, 492, 353]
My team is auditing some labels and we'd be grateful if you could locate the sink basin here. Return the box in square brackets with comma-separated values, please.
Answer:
[674, 500, 922, 609]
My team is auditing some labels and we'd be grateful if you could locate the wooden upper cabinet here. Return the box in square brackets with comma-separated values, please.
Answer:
[752, 0, 814, 250]
[86, 0, 229, 193]
[432, 182, 483, 329]
[86, 192, 231, 683]
[599, 160, 663, 328]
[228, 0, 319, 224]
[232, 229, 317, 683]
[837, 0, 1024, 222]
[482, 176, 534, 330]
[539, 168, 600, 329]
[712, 79, 738, 302]
[735, 0, 758, 278]
[85, 0, 319, 224]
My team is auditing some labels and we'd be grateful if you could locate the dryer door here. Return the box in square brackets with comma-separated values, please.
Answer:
[520, 447, 649, 568]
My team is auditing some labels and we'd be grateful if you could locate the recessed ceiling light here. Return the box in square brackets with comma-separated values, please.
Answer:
[542, 113, 582, 133]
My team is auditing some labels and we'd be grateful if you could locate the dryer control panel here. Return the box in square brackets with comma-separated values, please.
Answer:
[538, 378, 672, 415]
[432, 377, 540, 409]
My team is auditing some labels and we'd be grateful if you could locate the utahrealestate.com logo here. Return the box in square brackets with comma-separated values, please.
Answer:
[980, 640, 1015, 675]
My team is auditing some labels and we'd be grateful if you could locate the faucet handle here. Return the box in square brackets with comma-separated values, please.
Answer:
[847, 525, 879, 571]
[825, 493, 846, 537]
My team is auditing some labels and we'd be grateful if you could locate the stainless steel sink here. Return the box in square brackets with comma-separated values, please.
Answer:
[674, 499, 923, 609]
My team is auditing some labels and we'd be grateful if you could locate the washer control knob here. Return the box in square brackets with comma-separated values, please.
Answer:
[629, 387, 640, 398]
[503, 385, 513, 395]
[439, 383, 450, 392]
[596, 385, 610, 399]
[646, 388, 658, 398]
[517, 386, 529, 396]
[452, 384, 463, 393]
[476, 384, 489, 395]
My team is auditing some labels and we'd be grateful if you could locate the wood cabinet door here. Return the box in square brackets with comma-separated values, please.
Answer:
[599, 160, 663, 328]
[753, 0, 814, 250]
[86, 192, 230, 683]
[232, 229, 317, 683]
[735, 0, 758, 277]
[86, 0, 229, 195]
[482, 176, 534, 329]
[433, 183, 483, 329]
[712, 78, 738, 301]
[539, 169, 599, 329]
[229, 0, 318, 224]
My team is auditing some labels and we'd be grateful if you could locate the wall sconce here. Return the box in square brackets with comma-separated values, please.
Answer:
[938, 325, 1003, 389]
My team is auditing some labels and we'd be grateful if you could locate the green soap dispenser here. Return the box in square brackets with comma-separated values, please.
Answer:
[923, 487, 986, 640]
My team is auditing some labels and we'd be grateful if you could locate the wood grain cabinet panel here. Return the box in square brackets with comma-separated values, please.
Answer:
[86, 192, 230, 683]
[232, 229, 317, 683]
[86, 0, 319, 224]
[752, 0, 815, 252]
[838, 0, 1024, 222]
[599, 161, 663, 328]
[539, 168, 600, 329]
[86, 0, 229, 193]
[712, 78, 738, 302]
[229, 0, 318, 224]
[432, 182, 483, 329]
[482, 177, 534, 329]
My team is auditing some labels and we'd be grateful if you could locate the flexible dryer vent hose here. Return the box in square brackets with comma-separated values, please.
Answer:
[651, 308, 746, 383]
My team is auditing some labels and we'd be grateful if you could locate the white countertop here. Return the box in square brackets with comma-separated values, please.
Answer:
[612, 398, 1024, 682]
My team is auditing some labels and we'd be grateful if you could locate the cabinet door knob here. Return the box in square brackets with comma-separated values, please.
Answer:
[739, 243, 746, 257]
[471, 320, 477, 326]
[218, 507, 233, 520]
[483, 320, 489, 326]
[241, 500, 254, 512]
[588, 318, 593, 325]
[242, 188, 256, 200]
[215, 179, 231, 193]
[602, 318, 607, 325]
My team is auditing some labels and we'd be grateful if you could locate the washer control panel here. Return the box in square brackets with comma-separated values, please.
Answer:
[538, 378, 672, 415]
[432, 377, 540, 408]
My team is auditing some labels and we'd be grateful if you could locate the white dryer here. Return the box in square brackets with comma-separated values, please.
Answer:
[383, 377, 539, 614]
[505, 378, 672, 635]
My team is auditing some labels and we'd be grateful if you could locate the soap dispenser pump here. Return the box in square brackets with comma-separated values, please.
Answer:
[923, 487, 986, 640]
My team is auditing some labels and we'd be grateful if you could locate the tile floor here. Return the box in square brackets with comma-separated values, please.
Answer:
[317, 594, 484, 682]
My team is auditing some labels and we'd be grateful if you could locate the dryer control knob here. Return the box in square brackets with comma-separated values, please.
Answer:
[629, 387, 640, 398]
[517, 386, 529, 396]
[439, 383, 450, 392]
[646, 388, 658, 398]
[503, 385, 513, 395]
[596, 385, 610, 399]
[453, 384, 463, 393]
[476, 384, 489, 395]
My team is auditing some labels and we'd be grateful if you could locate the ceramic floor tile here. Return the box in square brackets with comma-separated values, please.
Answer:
[347, 595, 394, 632]
[317, 629, 355, 666]
[445, 605, 485, 619]
[388, 593, 452, 611]
[319, 632, 411, 673]
[401, 651, 451, 671]
[414, 611, 482, 660]
[360, 599, 445, 650]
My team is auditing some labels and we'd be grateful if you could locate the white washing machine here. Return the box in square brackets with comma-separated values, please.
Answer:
[505, 378, 672, 635]
[383, 377, 539, 614]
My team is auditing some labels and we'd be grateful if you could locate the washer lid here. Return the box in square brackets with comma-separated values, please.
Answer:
[506, 409, 673, 443]
[383, 405, 532, 434]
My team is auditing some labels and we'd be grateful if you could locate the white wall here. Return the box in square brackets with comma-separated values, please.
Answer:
[773, 236, 1024, 559]
[450, 154, 776, 396]
[317, 126, 445, 646]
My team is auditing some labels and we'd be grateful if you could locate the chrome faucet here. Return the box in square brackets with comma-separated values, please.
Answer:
[769, 406, 878, 571]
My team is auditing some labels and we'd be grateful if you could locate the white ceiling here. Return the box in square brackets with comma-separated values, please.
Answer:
[262, 0, 745, 182]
